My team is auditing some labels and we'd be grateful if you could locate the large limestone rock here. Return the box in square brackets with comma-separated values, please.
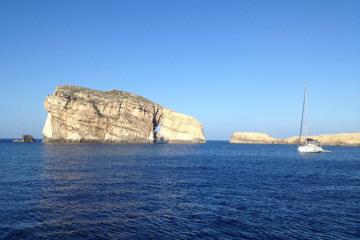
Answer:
[43, 86, 205, 143]
[230, 132, 360, 146]
[230, 132, 276, 144]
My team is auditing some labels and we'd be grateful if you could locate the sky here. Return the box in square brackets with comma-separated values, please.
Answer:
[0, 0, 359, 140]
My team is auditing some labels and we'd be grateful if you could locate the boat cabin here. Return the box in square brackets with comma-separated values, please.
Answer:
[306, 138, 321, 146]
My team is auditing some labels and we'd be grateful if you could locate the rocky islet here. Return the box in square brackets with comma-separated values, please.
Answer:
[43, 86, 205, 144]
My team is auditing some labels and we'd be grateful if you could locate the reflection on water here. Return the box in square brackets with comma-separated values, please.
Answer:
[0, 142, 359, 239]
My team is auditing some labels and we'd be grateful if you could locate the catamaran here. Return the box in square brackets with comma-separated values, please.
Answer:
[297, 83, 326, 153]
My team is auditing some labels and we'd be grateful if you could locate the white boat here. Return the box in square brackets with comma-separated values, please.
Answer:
[298, 142, 324, 153]
[297, 83, 326, 153]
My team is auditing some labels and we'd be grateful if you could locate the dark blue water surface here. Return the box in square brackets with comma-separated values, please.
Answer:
[0, 141, 359, 239]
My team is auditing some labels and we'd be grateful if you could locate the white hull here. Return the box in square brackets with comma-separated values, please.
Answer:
[298, 144, 325, 153]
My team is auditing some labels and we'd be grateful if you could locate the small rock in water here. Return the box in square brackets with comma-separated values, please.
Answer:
[13, 134, 35, 143]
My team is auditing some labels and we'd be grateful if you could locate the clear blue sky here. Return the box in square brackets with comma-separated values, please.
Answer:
[0, 0, 359, 140]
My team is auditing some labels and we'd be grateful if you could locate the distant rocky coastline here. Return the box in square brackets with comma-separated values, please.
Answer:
[43, 86, 205, 144]
[230, 132, 276, 144]
[230, 132, 360, 146]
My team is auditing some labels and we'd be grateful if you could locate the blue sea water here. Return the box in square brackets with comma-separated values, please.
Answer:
[0, 141, 359, 239]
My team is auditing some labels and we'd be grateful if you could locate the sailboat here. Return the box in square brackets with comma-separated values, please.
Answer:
[297, 83, 326, 153]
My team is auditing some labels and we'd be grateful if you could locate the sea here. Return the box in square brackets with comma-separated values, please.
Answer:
[0, 140, 359, 239]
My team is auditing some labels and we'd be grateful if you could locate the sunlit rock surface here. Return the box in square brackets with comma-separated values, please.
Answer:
[280, 133, 360, 146]
[43, 86, 205, 143]
[230, 132, 276, 144]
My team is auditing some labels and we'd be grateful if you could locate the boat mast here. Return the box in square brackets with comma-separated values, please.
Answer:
[298, 82, 307, 146]
[304, 82, 308, 145]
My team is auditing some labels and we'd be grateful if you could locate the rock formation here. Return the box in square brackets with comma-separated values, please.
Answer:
[230, 132, 360, 146]
[43, 86, 205, 143]
[280, 133, 360, 146]
[13, 134, 35, 143]
[230, 132, 276, 144]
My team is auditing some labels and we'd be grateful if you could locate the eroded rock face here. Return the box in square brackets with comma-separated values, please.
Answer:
[157, 109, 206, 143]
[230, 132, 360, 146]
[43, 86, 205, 143]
